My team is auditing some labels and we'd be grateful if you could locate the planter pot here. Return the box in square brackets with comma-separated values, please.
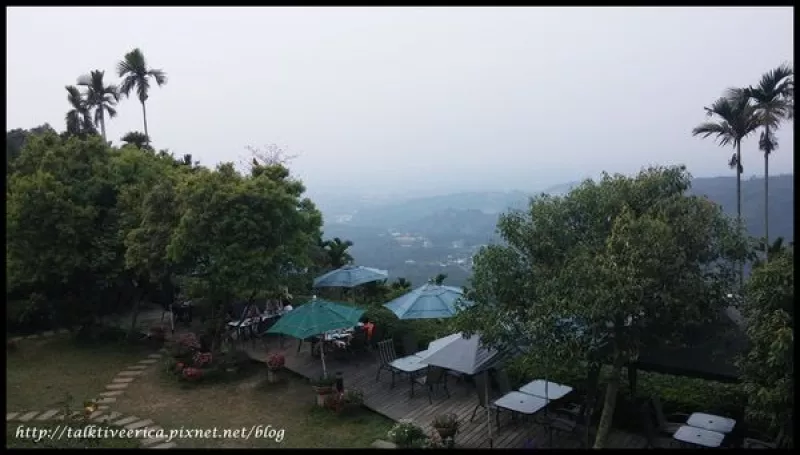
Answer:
[434, 427, 457, 439]
[312, 385, 335, 395]
[267, 369, 280, 383]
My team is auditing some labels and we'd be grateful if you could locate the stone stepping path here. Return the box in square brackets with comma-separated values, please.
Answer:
[6, 345, 174, 449]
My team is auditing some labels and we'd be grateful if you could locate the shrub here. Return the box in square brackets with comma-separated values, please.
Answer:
[387, 420, 428, 448]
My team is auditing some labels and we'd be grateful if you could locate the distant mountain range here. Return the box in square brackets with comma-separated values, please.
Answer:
[322, 174, 793, 287]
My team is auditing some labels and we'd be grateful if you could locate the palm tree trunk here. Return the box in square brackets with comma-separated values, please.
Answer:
[763, 126, 770, 263]
[736, 142, 743, 289]
[141, 101, 150, 145]
[99, 112, 107, 143]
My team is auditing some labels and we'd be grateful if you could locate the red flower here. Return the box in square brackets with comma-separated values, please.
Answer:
[267, 354, 285, 370]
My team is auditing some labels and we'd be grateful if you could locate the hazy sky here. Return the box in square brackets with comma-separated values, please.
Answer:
[7, 7, 794, 200]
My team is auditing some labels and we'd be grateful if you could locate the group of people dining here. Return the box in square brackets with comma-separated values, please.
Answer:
[309, 317, 376, 356]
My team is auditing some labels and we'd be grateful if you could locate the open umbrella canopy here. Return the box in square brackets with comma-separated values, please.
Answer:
[418, 332, 503, 375]
[266, 298, 364, 339]
[383, 283, 473, 319]
[313, 265, 389, 288]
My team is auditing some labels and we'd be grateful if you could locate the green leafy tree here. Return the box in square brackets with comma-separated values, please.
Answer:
[692, 96, 758, 287]
[117, 48, 167, 145]
[453, 166, 747, 448]
[739, 247, 793, 447]
[7, 133, 123, 328]
[64, 86, 96, 138]
[120, 131, 151, 150]
[111, 145, 184, 336]
[167, 162, 322, 349]
[391, 278, 412, 291]
[6, 124, 57, 171]
[733, 64, 793, 259]
[77, 70, 119, 142]
[432, 273, 447, 285]
[323, 237, 354, 269]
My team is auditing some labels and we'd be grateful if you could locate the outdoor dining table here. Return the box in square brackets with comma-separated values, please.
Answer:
[493, 391, 550, 422]
[673, 425, 726, 448]
[389, 354, 428, 390]
[519, 380, 573, 401]
[687, 412, 736, 434]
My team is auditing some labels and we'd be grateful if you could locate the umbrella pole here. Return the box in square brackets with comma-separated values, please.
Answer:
[546, 375, 553, 447]
[320, 335, 328, 378]
[485, 370, 493, 448]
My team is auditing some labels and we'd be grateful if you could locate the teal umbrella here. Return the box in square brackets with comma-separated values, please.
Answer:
[267, 297, 364, 376]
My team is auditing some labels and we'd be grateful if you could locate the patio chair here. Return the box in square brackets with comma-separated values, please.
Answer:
[742, 428, 787, 449]
[411, 366, 450, 403]
[471, 372, 508, 426]
[401, 333, 418, 357]
[375, 338, 399, 382]
[650, 396, 690, 436]
[347, 329, 370, 357]
[642, 401, 680, 448]
[494, 369, 512, 395]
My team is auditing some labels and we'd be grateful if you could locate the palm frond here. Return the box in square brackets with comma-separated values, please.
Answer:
[106, 105, 118, 118]
[148, 69, 167, 86]
[136, 78, 150, 103]
[119, 76, 137, 98]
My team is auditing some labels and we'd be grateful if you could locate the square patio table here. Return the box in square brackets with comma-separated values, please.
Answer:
[493, 391, 549, 416]
[687, 412, 736, 434]
[389, 355, 428, 390]
[673, 425, 725, 448]
[519, 380, 573, 401]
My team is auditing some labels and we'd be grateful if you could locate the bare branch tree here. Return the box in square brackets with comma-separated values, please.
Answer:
[237, 144, 299, 174]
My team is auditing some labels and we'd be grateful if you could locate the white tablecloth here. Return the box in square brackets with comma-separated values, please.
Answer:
[493, 392, 549, 415]
[390, 355, 427, 374]
[687, 413, 736, 434]
[673, 425, 725, 447]
[519, 380, 573, 400]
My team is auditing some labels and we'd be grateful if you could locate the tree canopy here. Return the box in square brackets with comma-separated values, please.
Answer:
[453, 165, 748, 447]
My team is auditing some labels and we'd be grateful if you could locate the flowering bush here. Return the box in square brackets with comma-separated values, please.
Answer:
[193, 351, 213, 368]
[177, 333, 201, 350]
[267, 354, 285, 371]
[387, 420, 428, 448]
[182, 367, 204, 381]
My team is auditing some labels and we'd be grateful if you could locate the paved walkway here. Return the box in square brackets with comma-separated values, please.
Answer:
[7, 330, 176, 449]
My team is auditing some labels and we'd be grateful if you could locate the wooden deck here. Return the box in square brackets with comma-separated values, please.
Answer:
[245, 336, 648, 449]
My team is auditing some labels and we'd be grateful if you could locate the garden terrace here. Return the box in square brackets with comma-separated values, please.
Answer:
[245, 337, 648, 449]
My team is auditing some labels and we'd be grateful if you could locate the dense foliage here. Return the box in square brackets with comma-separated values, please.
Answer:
[6, 132, 323, 339]
[452, 166, 748, 447]
[740, 247, 793, 446]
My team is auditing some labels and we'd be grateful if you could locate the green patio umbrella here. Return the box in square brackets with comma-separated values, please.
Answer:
[266, 296, 364, 377]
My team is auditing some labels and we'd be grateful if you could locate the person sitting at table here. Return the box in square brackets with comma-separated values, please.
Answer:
[362, 318, 375, 341]
[245, 304, 260, 319]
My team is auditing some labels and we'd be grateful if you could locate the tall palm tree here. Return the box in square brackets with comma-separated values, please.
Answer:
[733, 64, 794, 261]
[323, 238, 354, 269]
[692, 95, 759, 288]
[117, 48, 167, 145]
[77, 70, 119, 142]
[64, 85, 96, 137]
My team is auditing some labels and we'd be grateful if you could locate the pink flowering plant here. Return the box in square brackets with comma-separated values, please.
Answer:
[267, 354, 285, 371]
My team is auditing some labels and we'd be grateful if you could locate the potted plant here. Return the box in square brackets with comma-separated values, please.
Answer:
[432, 413, 459, 447]
[266, 353, 285, 383]
[387, 420, 428, 448]
[311, 376, 337, 407]
[432, 413, 459, 439]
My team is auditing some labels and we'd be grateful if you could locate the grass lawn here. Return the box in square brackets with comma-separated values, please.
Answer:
[6, 333, 155, 411]
[6, 422, 139, 449]
[113, 362, 394, 448]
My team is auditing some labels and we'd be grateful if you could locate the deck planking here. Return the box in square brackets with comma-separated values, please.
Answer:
[246, 336, 647, 449]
